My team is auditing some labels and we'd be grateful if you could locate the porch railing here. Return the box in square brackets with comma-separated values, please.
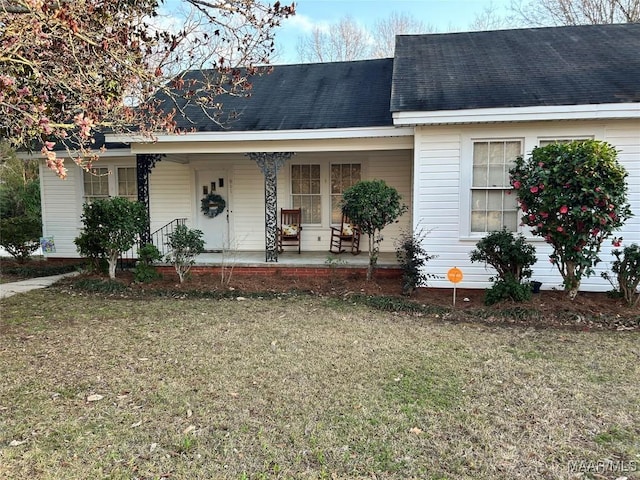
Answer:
[119, 218, 187, 268]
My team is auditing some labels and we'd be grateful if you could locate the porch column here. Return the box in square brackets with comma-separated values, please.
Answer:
[136, 154, 163, 244]
[247, 152, 294, 262]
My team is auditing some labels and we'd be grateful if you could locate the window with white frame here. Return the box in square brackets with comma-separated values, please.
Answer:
[470, 140, 521, 233]
[83, 167, 110, 202]
[330, 163, 361, 223]
[83, 166, 137, 202]
[538, 136, 593, 147]
[291, 164, 321, 224]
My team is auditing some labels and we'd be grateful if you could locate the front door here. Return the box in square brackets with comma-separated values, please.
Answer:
[195, 169, 229, 251]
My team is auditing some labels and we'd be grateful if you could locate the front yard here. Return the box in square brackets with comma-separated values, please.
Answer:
[1, 288, 638, 479]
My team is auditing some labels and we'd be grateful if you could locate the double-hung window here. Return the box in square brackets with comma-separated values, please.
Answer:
[330, 163, 361, 223]
[291, 164, 321, 224]
[470, 140, 521, 233]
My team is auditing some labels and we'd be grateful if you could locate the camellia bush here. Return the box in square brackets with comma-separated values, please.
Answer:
[342, 180, 407, 281]
[509, 140, 632, 299]
[75, 197, 148, 280]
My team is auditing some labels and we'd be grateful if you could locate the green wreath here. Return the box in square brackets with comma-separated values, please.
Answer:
[201, 193, 226, 218]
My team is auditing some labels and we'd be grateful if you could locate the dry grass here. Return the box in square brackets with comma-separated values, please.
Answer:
[1, 289, 639, 479]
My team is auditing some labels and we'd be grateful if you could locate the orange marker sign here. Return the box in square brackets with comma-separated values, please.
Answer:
[447, 267, 463, 284]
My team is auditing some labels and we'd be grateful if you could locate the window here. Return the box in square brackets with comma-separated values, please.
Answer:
[83, 166, 137, 202]
[117, 167, 137, 200]
[330, 163, 361, 223]
[470, 140, 521, 232]
[539, 137, 592, 147]
[83, 167, 109, 202]
[291, 164, 321, 224]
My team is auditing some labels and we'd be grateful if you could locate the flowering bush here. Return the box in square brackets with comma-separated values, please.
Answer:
[509, 140, 632, 299]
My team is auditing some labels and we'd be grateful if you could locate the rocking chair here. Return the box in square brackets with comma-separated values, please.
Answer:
[278, 208, 302, 253]
[329, 214, 361, 255]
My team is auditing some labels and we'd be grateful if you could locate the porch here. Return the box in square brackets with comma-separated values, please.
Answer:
[157, 250, 402, 278]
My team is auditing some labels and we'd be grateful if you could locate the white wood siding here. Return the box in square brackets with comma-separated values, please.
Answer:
[148, 161, 193, 233]
[413, 120, 640, 292]
[39, 162, 83, 257]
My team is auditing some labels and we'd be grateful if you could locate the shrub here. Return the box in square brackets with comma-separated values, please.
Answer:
[470, 228, 537, 305]
[74, 198, 148, 279]
[510, 140, 632, 299]
[0, 215, 41, 262]
[601, 241, 640, 307]
[165, 225, 205, 283]
[341, 180, 408, 281]
[133, 243, 162, 283]
[395, 227, 437, 296]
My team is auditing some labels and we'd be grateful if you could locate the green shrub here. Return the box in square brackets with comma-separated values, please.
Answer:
[74, 198, 148, 279]
[601, 241, 640, 307]
[165, 225, 205, 283]
[133, 243, 162, 283]
[341, 180, 408, 281]
[395, 227, 437, 296]
[470, 228, 537, 305]
[0, 215, 41, 262]
[510, 140, 632, 299]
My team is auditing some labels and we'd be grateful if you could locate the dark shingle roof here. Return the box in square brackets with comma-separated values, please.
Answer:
[159, 58, 394, 132]
[391, 24, 640, 112]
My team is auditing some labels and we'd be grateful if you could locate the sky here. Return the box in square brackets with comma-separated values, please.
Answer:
[272, 0, 512, 63]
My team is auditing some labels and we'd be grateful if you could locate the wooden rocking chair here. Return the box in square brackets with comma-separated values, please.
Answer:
[278, 208, 302, 253]
[329, 214, 361, 255]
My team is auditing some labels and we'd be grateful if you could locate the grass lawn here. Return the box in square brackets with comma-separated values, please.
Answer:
[1, 289, 639, 479]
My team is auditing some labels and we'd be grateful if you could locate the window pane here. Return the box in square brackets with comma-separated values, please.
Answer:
[471, 212, 486, 232]
[330, 163, 361, 223]
[291, 164, 321, 223]
[117, 167, 137, 199]
[473, 142, 488, 165]
[83, 168, 109, 199]
[486, 211, 503, 231]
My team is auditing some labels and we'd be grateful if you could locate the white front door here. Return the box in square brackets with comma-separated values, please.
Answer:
[195, 169, 229, 251]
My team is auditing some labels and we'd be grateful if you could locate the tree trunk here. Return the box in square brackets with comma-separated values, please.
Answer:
[108, 251, 118, 279]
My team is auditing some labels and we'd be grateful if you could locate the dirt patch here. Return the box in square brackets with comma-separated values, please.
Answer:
[59, 265, 639, 331]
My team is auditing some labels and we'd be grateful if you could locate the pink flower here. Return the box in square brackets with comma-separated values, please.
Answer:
[556, 226, 564, 232]
[541, 212, 549, 219]
[595, 187, 601, 192]
[559, 205, 568, 214]
[609, 211, 617, 220]
[512, 180, 521, 189]
[528, 214, 536, 221]
[530, 186, 539, 194]
[612, 237, 623, 247]
[538, 162, 545, 167]
[581, 205, 588, 212]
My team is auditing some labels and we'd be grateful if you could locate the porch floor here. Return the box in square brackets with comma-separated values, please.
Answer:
[191, 250, 399, 268]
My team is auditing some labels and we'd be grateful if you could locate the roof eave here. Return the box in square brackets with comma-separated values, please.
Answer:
[392, 103, 640, 126]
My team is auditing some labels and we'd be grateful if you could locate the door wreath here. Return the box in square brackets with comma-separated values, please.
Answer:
[201, 193, 226, 218]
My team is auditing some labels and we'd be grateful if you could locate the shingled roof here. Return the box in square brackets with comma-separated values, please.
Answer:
[159, 58, 394, 132]
[391, 23, 640, 112]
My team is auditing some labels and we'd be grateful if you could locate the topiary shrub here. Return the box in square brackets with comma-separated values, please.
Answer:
[341, 180, 408, 281]
[165, 225, 205, 283]
[74, 197, 148, 279]
[395, 227, 437, 297]
[470, 228, 537, 305]
[510, 140, 632, 299]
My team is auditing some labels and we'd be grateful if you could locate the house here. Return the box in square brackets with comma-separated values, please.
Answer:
[39, 23, 640, 291]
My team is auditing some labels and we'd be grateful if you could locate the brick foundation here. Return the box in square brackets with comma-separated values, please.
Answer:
[157, 265, 402, 279]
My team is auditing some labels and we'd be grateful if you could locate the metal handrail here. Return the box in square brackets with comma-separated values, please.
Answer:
[119, 218, 187, 268]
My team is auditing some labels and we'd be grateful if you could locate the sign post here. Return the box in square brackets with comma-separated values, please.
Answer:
[447, 267, 463, 306]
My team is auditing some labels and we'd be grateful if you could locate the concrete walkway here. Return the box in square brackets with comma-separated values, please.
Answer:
[0, 272, 79, 299]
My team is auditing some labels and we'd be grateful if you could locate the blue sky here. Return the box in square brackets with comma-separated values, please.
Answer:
[273, 0, 511, 62]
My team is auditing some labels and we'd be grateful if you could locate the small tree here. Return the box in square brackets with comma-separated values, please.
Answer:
[75, 198, 148, 279]
[601, 241, 640, 307]
[469, 228, 538, 305]
[341, 180, 407, 281]
[509, 140, 632, 299]
[166, 225, 205, 284]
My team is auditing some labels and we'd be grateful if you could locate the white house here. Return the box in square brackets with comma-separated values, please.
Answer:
[39, 24, 640, 291]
